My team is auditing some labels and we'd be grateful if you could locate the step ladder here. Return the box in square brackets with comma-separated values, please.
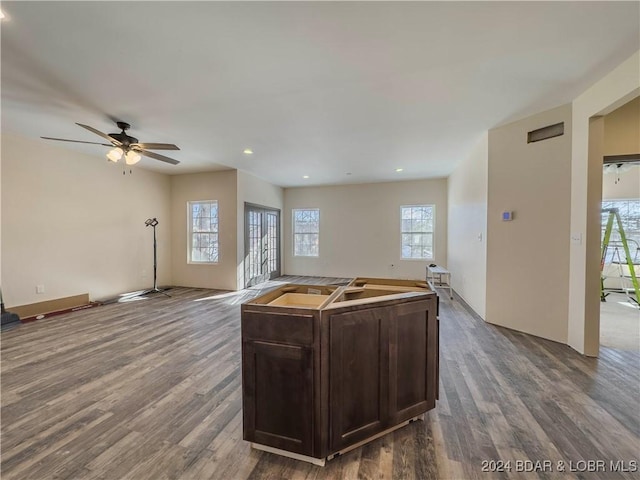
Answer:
[601, 208, 640, 306]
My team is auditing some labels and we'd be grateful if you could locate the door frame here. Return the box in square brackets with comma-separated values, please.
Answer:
[244, 202, 281, 288]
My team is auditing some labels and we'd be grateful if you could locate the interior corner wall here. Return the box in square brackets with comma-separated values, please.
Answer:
[486, 104, 572, 344]
[236, 170, 284, 290]
[1, 132, 172, 306]
[569, 50, 640, 356]
[283, 179, 448, 280]
[170, 170, 238, 291]
[447, 133, 488, 318]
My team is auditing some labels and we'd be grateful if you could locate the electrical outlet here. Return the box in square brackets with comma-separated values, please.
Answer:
[36, 285, 45, 294]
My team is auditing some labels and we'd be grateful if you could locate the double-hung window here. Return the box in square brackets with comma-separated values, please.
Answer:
[188, 200, 219, 263]
[601, 199, 640, 262]
[401, 205, 435, 260]
[293, 208, 320, 257]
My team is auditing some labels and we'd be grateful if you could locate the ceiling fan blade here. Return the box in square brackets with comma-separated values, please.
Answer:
[76, 123, 121, 146]
[131, 143, 180, 151]
[138, 149, 180, 165]
[41, 136, 112, 146]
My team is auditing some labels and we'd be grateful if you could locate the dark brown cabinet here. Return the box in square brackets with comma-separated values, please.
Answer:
[327, 299, 437, 452]
[388, 300, 438, 422]
[242, 341, 314, 455]
[328, 307, 390, 452]
[241, 278, 439, 464]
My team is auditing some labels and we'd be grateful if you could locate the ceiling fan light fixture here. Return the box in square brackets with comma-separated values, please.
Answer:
[106, 147, 123, 162]
[42, 121, 181, 166]
[125, 150, 142, 165]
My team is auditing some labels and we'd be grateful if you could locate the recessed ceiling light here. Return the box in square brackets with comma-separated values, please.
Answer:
[395, 168, 404, 172]
[303, 175, 309, 179]
[243, 148, 253, 155]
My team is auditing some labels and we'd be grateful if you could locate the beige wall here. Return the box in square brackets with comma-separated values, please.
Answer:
[1, 132, 172, 306]
[447, 133, 488, 318]
[236, 170, 284, 289]
[487, 104, 572, 343]
[0, 134, 3, 298]
[602, 166, 640, 200]
[604, 96, 640, 156]
[602, 97, 640, 200]
[170, 170, 238, 291]
[283, 179, 447, 280]
[569, 50, 640, 356]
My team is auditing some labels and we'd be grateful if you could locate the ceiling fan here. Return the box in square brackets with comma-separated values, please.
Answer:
[41, 121, 180, 165]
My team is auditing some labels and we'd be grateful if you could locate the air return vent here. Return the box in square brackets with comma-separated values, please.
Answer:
[527, 122, 564, 143]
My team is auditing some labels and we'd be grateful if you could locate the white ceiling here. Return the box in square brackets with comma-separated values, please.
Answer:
[2, 2, 639, 187]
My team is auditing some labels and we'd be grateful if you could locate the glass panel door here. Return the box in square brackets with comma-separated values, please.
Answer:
[266, 211, 278, 274]
[245, 204, 281, 287]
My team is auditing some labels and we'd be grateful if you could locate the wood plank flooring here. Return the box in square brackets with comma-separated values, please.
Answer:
[2, 276, 639, 479]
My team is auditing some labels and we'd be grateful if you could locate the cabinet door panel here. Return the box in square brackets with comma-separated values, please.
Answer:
[329, 308, 389, 451]
[396, 310, 427, 410]
[389, 299, 437, 423]
[243, 341, 313, 455]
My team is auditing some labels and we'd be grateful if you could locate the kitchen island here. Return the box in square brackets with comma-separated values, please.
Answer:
[241, 277, 439, 465]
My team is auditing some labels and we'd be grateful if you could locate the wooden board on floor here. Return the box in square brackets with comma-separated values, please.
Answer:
[9, 293, 90, 319]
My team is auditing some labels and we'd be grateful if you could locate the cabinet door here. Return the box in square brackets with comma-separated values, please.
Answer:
[329, 308, 389, 452]
[388, 299, 438, 424]
[243, 341, 313, 455]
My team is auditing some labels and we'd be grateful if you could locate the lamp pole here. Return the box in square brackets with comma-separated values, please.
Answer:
[152, 221, 158, 290]
[143, 218, 170, 297]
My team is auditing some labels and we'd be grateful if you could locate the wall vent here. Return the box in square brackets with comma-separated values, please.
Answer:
[527, 122, 564, 143]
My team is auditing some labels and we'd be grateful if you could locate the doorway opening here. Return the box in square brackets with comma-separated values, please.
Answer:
[244, 203, 281, 288]
[599, 96, 640, 353]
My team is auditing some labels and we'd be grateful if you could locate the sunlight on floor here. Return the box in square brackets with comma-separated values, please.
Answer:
[117, 296, 149, 303]
[617, 300, 639, 309]
[193, 291, 242, 302]
[116, 290, 150, 303]
[600, 292, 640, 352]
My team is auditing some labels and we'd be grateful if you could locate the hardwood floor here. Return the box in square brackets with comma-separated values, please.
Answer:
[1, 276, 639, 479]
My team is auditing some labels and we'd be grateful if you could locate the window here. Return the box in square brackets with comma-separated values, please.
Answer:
[188, 201, 219, 263]
[601, 199, 640, 263]
[293, 208, 319, 257]
[401, 205, 434, 260]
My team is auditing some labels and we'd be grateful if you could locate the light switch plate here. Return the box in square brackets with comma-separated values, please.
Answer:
[571, 233, 582, 245]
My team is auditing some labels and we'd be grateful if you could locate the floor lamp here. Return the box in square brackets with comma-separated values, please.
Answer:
[142, 218, 170, 297]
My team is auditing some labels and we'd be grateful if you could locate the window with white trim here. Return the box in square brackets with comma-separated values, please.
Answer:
[188, 200, 219, 263]
[401, 205, 434, 260]
[293, 208, 320, 257]
[601, 199, 640, 262]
